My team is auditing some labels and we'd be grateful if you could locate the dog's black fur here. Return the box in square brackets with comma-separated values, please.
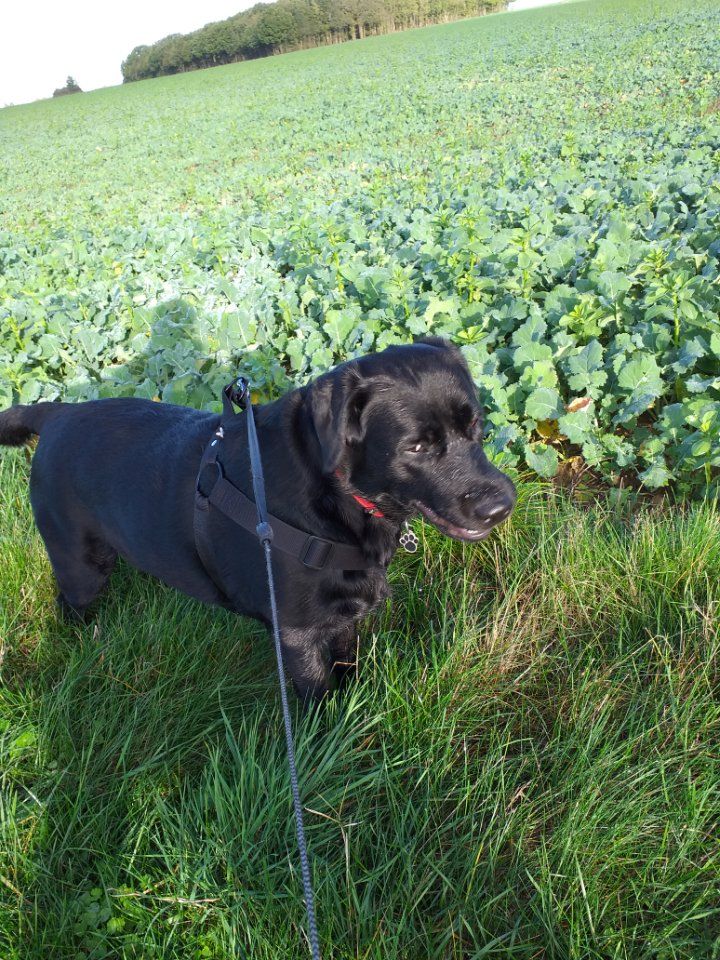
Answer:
[0, 337, 515, 700]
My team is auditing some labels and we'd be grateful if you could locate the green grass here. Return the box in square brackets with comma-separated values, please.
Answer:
[2, 446, 719, 958]
[2, 0, 720, 954]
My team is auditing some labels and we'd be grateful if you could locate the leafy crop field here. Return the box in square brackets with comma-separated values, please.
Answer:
[1, 0, 720, 957]
[1, 0, 719, 491]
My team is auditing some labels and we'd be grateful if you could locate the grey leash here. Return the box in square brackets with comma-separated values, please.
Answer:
[234, 378, 321, 960]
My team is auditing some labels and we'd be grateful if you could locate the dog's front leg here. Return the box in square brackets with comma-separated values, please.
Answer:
[329, 625, 358, 692]
[280, 627, 333, 704]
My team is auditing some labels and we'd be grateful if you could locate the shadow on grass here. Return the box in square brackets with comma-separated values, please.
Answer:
[14, 578, 281, 951]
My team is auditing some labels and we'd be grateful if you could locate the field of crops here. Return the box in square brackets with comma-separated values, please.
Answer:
[2, 0, 719, 492]
[2, 0, 720, 958]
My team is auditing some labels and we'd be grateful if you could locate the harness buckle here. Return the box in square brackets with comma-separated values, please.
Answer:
[299, 536, 333, 570]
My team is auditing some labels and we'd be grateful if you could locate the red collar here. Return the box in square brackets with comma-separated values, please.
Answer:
[334, 470, 384, 518]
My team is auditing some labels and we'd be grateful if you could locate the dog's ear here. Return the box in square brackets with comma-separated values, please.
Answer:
[306, 363, 371, 474]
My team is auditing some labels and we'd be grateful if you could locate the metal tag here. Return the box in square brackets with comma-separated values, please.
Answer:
[399, 522, 419, 554]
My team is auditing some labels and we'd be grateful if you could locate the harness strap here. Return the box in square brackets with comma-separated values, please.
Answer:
[204, 467, 378, 570]
[193, 425, 233, 603]
[193, 409, 379, 576]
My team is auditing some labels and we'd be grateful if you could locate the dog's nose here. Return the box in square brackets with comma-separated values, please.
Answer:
[470, 481, 516, 526]
[485, 498, 513, 522]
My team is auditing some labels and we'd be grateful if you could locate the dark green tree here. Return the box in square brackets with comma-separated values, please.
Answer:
[121, 0, 506, 81]
[53, 76, 83, 97]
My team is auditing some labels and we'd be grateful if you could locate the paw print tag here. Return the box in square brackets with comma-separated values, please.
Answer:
[399, 522, 419, 553]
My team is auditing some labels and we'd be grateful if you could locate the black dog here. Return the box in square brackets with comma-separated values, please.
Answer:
[0, 337, 515, 700]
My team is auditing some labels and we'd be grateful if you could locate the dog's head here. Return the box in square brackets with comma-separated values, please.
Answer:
[306, 337, 516, 541]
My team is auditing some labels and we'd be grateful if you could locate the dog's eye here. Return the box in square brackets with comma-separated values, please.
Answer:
[407, 442, 427, 454]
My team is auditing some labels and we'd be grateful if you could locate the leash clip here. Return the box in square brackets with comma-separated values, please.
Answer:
[223, 377, 250, 416]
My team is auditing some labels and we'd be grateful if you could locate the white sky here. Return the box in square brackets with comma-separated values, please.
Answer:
[1, 0, 256, 106]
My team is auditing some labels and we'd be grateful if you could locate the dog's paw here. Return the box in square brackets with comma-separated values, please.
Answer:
[55, 593, 90, 624]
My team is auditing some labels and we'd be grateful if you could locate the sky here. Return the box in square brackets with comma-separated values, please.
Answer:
[1, 0, 256, 106]
[0, 0, 565, 107]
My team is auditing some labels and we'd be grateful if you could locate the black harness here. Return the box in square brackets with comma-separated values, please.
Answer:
[193, 380, 378, 600]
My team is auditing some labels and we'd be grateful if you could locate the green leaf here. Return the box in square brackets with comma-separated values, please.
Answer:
[324, 309, 357, 349]
[424, 298, 458, 325]
[601, 434, 636, 467]
[486, 423, 520, 455]
[597, 271, 632, 302]
[617, 353, 663, 396]
[691, 438, 711, 457]
[566, 339, 607, 395]
[614, 392, 660, 424]
[525, 387, 563, 422]
[512, 315, 552, 367]
[162, 372, 195, 404]
[639, 460, 672, 490]
[11, 729, 37, 754]
[19, 379, 43, 404]
[524, 443, 559, 478]
[75, 327, 108, 361]
[671, 337, 706, 374]
[545, 239, 577, 272]
[558, 404, 595, 445]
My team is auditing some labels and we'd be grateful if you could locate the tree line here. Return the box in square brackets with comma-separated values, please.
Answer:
[122, 0, 506, 81]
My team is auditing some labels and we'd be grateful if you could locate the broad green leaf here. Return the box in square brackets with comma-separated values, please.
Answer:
[617, 354, 663, 396]
[162, 373, 195, 404]
[639, 460, 673, 490]
[566, 339, 607, 395]
[558, 404, 595, 445]
[597, 271, 632, 302]
[524, 443, 559, 479]
[324, 309, 357, 349]
[525, 387, 563, 422]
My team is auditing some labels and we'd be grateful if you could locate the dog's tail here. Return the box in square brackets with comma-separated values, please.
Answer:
[0, 403, 65, 446]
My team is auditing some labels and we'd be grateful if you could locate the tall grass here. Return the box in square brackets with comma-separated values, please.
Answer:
[1, 447, 718, 958]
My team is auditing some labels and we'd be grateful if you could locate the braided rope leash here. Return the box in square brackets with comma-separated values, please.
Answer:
[238, 378, 321, 960]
